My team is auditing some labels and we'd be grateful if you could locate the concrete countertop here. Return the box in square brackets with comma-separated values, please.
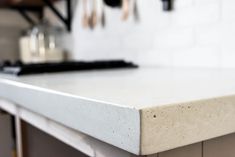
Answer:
[0, 67, 235, 155]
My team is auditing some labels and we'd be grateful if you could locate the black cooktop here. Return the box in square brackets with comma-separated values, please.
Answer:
[0, 60, 138, 76]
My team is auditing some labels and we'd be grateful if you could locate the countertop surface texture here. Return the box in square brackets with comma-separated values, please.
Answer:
[1, 67, 235, 155]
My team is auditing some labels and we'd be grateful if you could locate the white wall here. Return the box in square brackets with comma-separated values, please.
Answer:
[0, 9, 29, 61]
[47, 0, 235, 68]
[0, 0, 234, 68]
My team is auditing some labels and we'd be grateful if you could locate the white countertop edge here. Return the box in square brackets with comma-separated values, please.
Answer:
[140, 95, 235, 155]
[0, 79, 136, 109]
[0, 80, 141, 155]
[0, 99, 137, 157]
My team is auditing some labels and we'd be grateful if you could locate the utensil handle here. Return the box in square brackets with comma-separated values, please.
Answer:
[122, 0, 129, 21]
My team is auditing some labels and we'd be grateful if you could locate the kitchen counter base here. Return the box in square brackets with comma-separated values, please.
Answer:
[1, 99, 235, 157]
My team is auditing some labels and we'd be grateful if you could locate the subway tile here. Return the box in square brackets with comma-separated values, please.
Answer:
[137, 50, 173, 67]
[154, 28, 194, 50]
[222, 0, 235, 21]
[174, 0, 193, 9]
[172, 46, 220, 67]
[220, 51, 235, 68]
[172, 2, 220, 27]
[194, 0, 221, 6]
[195, 24, 222, 46]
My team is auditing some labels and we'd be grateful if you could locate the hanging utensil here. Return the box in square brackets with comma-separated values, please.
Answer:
[121, 0, 130, 21]
[103, 0, 121, 8]
[133, 0, 140, 22]
[101, 0, 106, 28]
[82, 0, 89, 28]
[89, 0, 98, 29]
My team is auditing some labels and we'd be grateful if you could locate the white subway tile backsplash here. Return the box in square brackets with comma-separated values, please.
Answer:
[154, 27, 194, 50]
[194, 0, 221, 6]
[220, 23, 235, 56]
[172, 46, 220, 67]
[222, 0, 235, 21]
[221, 52, 235, 68]
[172, 2, 220, 27]
[48, 0, 235, 68]
[174, 0, 193, 9]
[138, 51, 172, 67]
[195, 24, 221, 45]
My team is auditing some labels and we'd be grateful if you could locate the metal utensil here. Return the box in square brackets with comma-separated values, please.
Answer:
[133, 0, 140, 22]
[101, 0, 106, 28]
